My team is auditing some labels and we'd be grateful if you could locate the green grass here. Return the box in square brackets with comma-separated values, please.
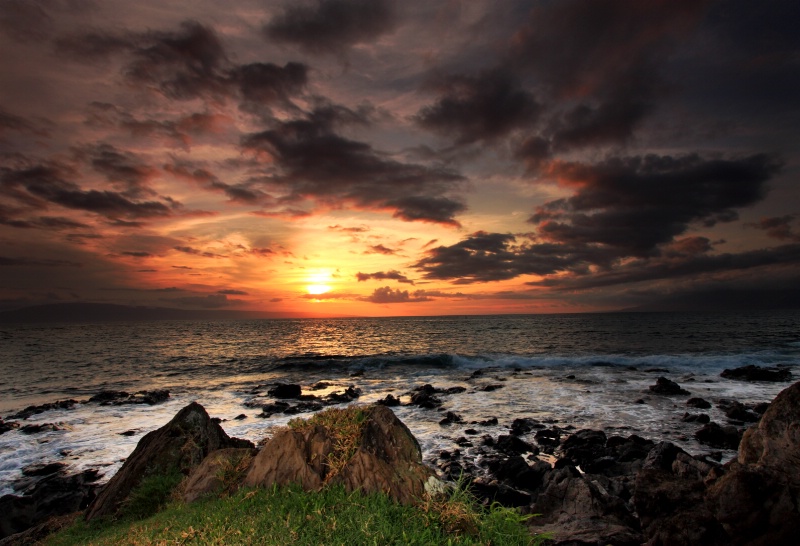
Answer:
[118, 467, 184, 521]
[44, 483, 547, 545]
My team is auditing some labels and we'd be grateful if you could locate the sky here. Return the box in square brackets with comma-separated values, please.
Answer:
[1, 0, 799, 317]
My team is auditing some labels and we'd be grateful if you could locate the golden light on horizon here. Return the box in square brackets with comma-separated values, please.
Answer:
[305, 269, 334, 295]
[306, 284, 332, 295]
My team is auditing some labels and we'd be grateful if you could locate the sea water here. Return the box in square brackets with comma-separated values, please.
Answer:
[1, 311, 799, 495]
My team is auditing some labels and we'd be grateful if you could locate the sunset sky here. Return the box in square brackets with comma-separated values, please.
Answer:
[1, 0, 799, 317]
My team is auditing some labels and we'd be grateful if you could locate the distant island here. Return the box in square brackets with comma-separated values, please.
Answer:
[0, 302, 281, 323]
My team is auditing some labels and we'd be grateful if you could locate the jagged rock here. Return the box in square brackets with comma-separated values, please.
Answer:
[0, 468, 101, 539]
[438, 411, 462, 426]
[705, 381, 800, 545]
[87, 390, 169, 406]
[682, 412, 710, 424]
[494, 434, 535, 456]
[376, 394, 400, 406]
[718, 400, 760, 423]
[85, 402, 253, 521]
[6, 400, 78, 420]
[720, 365, 791, 382]
[481, 384, 504, 392]
[244, 405, 434, 505]
[409, 390, 442, 409]
[510, 417, 542, 435]
[695, 422, 742, 450]
[687, 397, 712, 409]
[19, 423, 64, 435]
[325, 386, 361, 404]
[633, 442, 729, 546]
[648, 377, 690, 395]
[268, 383, 301, 399]
[0, 419, 18, 435]
[560, 429, 607, 468]
[183, 448, 257, 503]
[528, 464, 642, 546]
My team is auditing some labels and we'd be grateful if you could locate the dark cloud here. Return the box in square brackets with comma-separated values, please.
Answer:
[230, 61, 307, 114]
[241, 108, 466, 226]
[364, 244, 397, 256]
[173, 246, 225, 258]
[265, 0, 396, 54]
[363, 286, 430, 304]
[746, 215, 800, 241]
[122, 251, 152, 257]
[165, 163, 266, 204]
[328, 224, 369, 233]
[0, 256, 81, 267]
[1, 162, 177, 220]
[0, 108, 43, 137]
[218, 289, 248, 295]
[531, 154, 781, 255]
[81, 144, 156, 199]
[356, 270, 414, 284]
[416, 68, 541, 145]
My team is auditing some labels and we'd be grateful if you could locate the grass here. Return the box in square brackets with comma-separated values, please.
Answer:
[118, 467, 184, 521]
[287, 405, 368, 481]
[44, 482, 547, 545]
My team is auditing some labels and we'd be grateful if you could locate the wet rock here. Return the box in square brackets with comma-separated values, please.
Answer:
[464, 428, 478, 435]
[19, 423, 63, 435]
[718, 400, 760, 423]
[268, 383, 302, 399]
[376, 394, 401, 407]
[720, 365, 791, 382]
[648, 376, 690, 395]
[509, 417, 541, 435]
[469, 479, 532, 507]
[0, 419, 18, 435]
[560, 429, 607, 469]
[308, 381, 331, 391]
[234, 414, 247, 420]
[88, 390, 169, 406]
[534, 428, 561, 449]
[695, 422, 743, 450]
[477, 416, 498, 426]
[482, 455, 548, 491]
[325, 386, 361, 404]
[0, 467, 101, 539]
[454, 437, 473, 447]
[529, 464, 642, 546]
[480, 384, 504, 392]
[282, 401, 323, 415]
[6, 400, 78, 420]
[118, 429, 138, 437]
[85, 402, 253, 521]
[682, 412, 711, 424]
[438, 411, 463, 426]
[687, 397, 712, 409]
[257, 401, 290, 417]
[606, 435, 655, 464]
[495, 434, 536, 456]
[409, 390, 442, 409]
[634, 442, 729, 545]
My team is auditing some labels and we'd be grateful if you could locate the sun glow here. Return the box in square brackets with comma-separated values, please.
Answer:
[306, 284, 332, 295]
[305, 269, 334, 295]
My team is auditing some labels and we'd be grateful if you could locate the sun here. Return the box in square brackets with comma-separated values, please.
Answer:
[306, 284, 332, 295]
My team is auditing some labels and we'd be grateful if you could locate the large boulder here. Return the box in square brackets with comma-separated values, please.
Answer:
[85, 402, 253, 520]
[634, 442, 728, 546]
[705, 381, 800, 545]
[244, 404, 434, 504]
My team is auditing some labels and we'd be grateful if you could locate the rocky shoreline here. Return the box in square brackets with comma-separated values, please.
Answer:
[1, 364, 798, 545]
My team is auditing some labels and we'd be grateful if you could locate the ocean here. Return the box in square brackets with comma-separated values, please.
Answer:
[1, 311, 799, 496]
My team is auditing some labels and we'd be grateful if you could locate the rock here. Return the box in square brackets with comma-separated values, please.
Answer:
[534, 428, 561, 449]
[529, 464, 642, 546]
[0, 419, 19, 435]
[85, 402, 253, 521]
[469, 480, 532, 507]
[687, 397, 712, 409]
[682, 412, 711, 424]
[720, 365, 791, 382]
[325, 386, 361, 404]
[268, 383, 302, 399]
[477, 417, 498, 426]
[244, 405, 434, 505]
[494, 434, 536, 456]
[6, 400, 78, 420]
[718, 400, 760, 423]
[634, 442, 729, 545]
[234, 414, 247, 420]
[560, 429, 607, 468]
[510, 417, 542, 435]
[438, 411, 463, 426]
[87, 390, 169, 406]
[183, 448, 257, 503]
[18, 423, 63, 435]
[258, 401, 290, 417]
[649, 377, 690, 395]
[480, 384, 504, 392]
[376, 394, 400, 406]
[409, 390, 442, 409]
[704, 380, 800, 545]
[0, 468, 101, 539]
[695, 422, 742, 450]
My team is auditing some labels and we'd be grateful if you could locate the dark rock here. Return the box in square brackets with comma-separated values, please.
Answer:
[469, 480, 532, 507]
[477, 416, 498, 426]
[687, 397, 712, 409]
[438, 411, 463, 426]
[21, 463, 66, 478]
[0, 419, 19, 435]
[234, 414, 247, 420]
[607, 435, 655, 464]
[695, 422, 743, 450]
[454, 437, 473, 447]
[88, 390, 169, 406]
[464, 428, 478, 435]
[720, 365, 791, 382]
[85, 402, 253, 521]
[468, 369, 484, 379]
[0, 468, 101, 539]
[182, 448, 257, 503]
[282, 401, 323, 415]
[376, 394, 401, 407]
[534, 428, 561, 448]
[751, 402, 770, 414]
[325, 386, 361, 404]
[719, 401, 760, 423]
[442, 386, 467, 394]
[19, 423, 63, 435]
[268, 383, 302, 399]
[480, 384, 504, 392]
[409, 390, 441, 409]
[649, 376, 690, 395]
[634, 442, 729, 545]
[257, 401, 290, 418]
[133, 390, 170, 405]
[118, 430, 138, 437]
[6, 400, 78, 420]
[682, 412, 711, 424]
[509, 417, 541, 435]
[560, 429, 607, 469]
[529, 464, 642, 545]
[495, 435, 535, 456]
[308, 381, 331, 391]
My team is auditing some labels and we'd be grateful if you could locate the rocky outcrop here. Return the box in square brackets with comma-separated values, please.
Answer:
[182, 448, 257, 503]
[85, 402, 253, 521]
[0, 466, 100, 539]
[244, 405, 434, 504]
[648, 377, 690, 395]
[720, 365, 791, 382]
